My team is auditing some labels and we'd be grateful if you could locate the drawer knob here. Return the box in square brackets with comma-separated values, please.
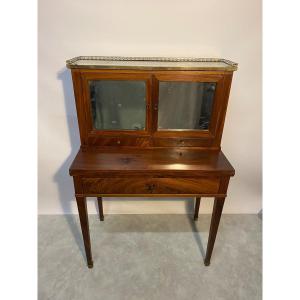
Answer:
[145, 183, 156, 192]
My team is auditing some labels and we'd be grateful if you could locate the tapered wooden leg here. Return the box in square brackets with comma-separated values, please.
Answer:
[204, 197, 225, 266]
[194, 197, 201, 220]
[97, 197, 104, 221]
[76, 196, 93, 268]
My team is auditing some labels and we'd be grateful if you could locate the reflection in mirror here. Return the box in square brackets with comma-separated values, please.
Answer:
[89, 80, 146, 130]
[158, 81, 216, 130]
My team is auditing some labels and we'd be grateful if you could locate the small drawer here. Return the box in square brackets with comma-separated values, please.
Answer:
[82, 177, 220, 195]
[152, 137, 213, 147]
[87, 136, 150, 147]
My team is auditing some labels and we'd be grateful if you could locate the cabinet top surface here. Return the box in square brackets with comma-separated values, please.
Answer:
[66, 56, 238, 71]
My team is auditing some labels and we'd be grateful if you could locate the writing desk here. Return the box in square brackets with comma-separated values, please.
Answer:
[67, 56, 237, 268]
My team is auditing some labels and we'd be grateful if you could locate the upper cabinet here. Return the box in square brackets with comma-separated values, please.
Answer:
[67, 57, 237, 149]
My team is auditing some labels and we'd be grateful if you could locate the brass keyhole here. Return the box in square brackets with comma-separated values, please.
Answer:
[121, 157, 131, 164]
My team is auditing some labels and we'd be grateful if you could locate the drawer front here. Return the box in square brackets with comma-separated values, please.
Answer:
[152, 137, 213, 148]
[87, 136, 150, 147]
[82, 177, 220, 195]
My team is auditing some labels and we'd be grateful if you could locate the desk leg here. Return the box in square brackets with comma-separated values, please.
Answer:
[97, 197, 104, 221]
[76, 196, 93, 268]
[194, 197, 201, 220]
[204, 197, 225, 266]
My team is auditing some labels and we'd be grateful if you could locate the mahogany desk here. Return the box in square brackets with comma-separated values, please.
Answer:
[67, 56, 237, 268]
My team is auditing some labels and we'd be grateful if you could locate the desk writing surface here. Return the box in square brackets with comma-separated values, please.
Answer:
[70, 148, 235, 176]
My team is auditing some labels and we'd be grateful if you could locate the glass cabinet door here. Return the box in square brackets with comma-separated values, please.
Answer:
[88, 80, 146, 130]
[157, 81, 216, 130]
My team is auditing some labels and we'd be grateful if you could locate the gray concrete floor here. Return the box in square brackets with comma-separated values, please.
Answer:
[38, 214, 261, 300]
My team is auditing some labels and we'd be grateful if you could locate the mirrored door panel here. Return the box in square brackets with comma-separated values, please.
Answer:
[158, 81, 216, 130]
[89, 80, 146, 130]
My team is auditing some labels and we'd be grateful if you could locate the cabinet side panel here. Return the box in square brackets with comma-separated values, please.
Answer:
[71, 70, 88, 145]
[213, 73, 233, 147]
